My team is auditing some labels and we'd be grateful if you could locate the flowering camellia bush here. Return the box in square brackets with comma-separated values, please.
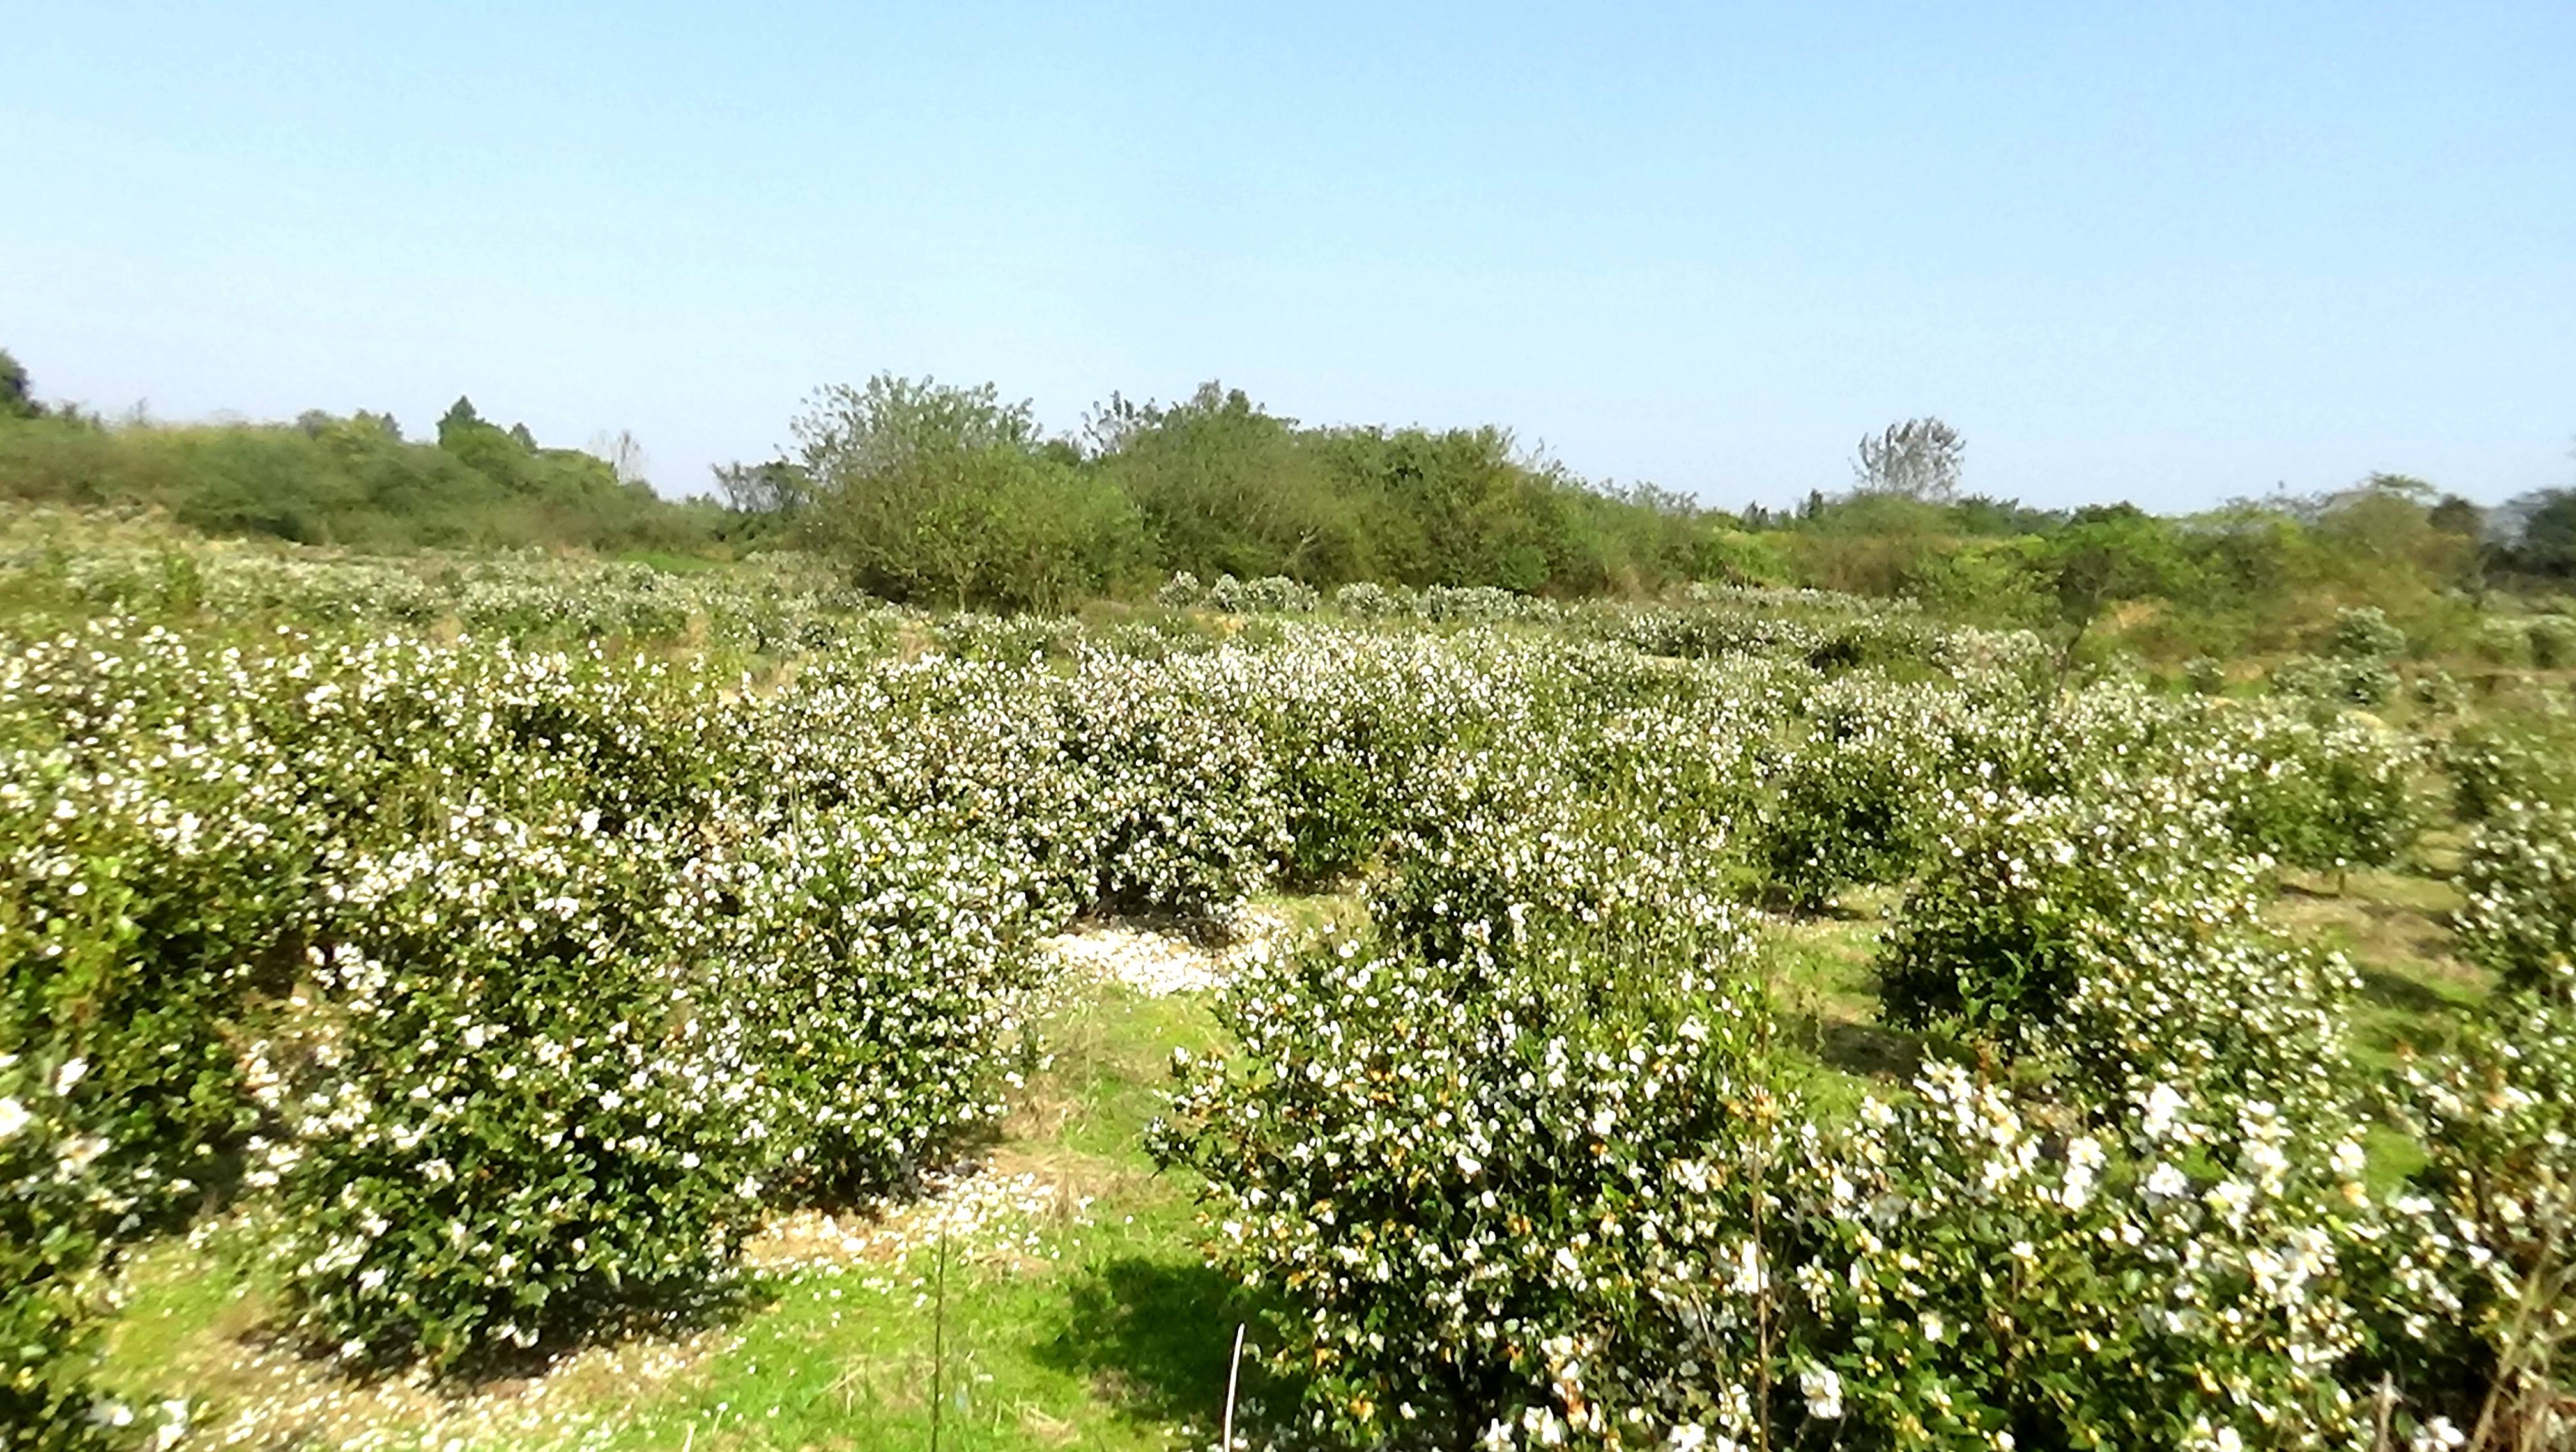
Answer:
[2454, 800, 2576, 1000]
[2330, 605, 2410, 665]
[1880, 781, 2366, 1120]
[2206, 706, 2421, 876]
[252, 810, 770, 1371]
[1, 1048, 125, 1451]
[2387, 996, 2576, 1439]
[8, 559, 2573, 1440]
[1524, 1058, 2408, 1452]
[2527, 616, 2576, 672]
[1752, 687, 1951, 911]
[717, 812, 1046, 1196]
[1156, 916, 1777, 1448]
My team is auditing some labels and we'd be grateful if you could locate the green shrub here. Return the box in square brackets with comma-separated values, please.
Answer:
[2271, 651, 2398, 707]
[721, 814, 1045, 1196]
[1208, 573, 1320, 614]
[255, 816, 766, 1372]
[1, 1049, 125, 1451]
[2473, 618, 2529, 667]
[1751, 684, 1952, 911]
[2210, 707, 2420, 874]
[2453, 801, 2576, 1000]
[2328, 604, 2407, 661]
[1156, 918, 1777, 1449]
[1330, 580, 1397, 617]
[2529, 616, 2576, 670]
[2385, 998, 2576, 1433]
[1059, 654, 1288, 929]
[2444, 718, 2576, 822]
[1880, 784, 2356, 1113]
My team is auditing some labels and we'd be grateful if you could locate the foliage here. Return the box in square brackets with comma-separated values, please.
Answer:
[2209, 706, 2421, 873]
[254, 822, 769, 1372]
[2444, 714, 2576, 823]
[2453, 800, 2576, 1000]
[790, 376, 1146, 612]
[2271, 651, 2399, 706]
[2389, 996, 2576, 1436]
[1878, 743, 2369, 1123]
[7, 516, 2575, 1444]
[709, 813, 1049, 1199]
[2329, 604, 2409, 661]
[0, 350, 39, 421]
[1156, 842, 1776, 1448]
[0, 396, 729, 555]
[2527, 615, 2576, 670]
[1, 1049, 126, 1451]
[1752, 684, 1949, 910]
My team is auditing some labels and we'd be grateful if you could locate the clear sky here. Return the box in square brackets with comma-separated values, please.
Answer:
[4, 2, 2570, 511]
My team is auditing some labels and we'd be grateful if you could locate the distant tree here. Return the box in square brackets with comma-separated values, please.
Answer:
[2510, 489, 2576, 577]
[791, 373, 1142, 609]
[2428, 493, 2484, 539]
[2313, 474, 2477, 585]
[2032, 502, 2198, 670]
[438, 397, 483, 436]
[1852, 417, 1964, 502]
[1091, 383, 1359, 581]
[0, 348, 41, 419]
[712, 458, 811, 514]
[589, 429, 651, 488]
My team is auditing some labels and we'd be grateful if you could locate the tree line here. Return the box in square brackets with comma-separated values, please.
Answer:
[0, 349, 733, 553]
[714, 376, 1716, 611]
[8, 345, 2576, 651]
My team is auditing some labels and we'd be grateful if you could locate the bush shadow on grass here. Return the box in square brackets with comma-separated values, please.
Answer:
[1781, 1008, 1923, 1085]
[2354, 962, 2460, 1017]
[1031, 1255, 1302, 1432]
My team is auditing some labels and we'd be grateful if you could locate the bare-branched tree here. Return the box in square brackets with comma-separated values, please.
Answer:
[1852, 417, 1965, 502]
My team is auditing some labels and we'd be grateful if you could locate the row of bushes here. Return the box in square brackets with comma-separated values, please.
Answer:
[1160, 660, 2568, 1449]
[0, 599, 2472, 1443]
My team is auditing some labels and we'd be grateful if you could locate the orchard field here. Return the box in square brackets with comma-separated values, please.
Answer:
[4, 514, 2572, 1452]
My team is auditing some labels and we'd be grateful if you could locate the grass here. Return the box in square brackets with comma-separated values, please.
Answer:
[2267, 865, 2492, 1072]
[1768, 900, 1921, 1113]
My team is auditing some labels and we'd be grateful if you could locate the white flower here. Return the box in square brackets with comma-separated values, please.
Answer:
[2145, 1162, 2190, 1200]
[54, 1058, 89, 1095]
[87, 1400, 135, 1428]
[151, 1400, 191, 1452]
[2411, 1416, 2466, 1451]
[1668, 1425, 1708, 1451]
[0, 1096, 30, 1142]
[59, 1134, 109, 1175]
[2141, 1082, 2187, 1140]
[1799, 1364, 1844, 1419]
[2205, 1178, 2253, 1224]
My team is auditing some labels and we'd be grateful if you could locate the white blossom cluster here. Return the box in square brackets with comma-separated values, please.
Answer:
[0, 517, 897, 654]
[2455, 798, 2576, 1000]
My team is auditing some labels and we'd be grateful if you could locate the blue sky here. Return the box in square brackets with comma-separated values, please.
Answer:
[4, 2, 2570, 511]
